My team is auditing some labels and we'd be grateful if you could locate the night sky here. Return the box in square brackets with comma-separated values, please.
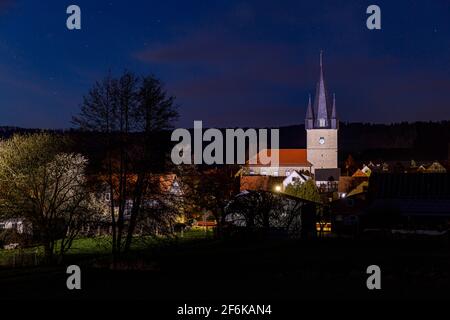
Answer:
[0, 0, 449, 128]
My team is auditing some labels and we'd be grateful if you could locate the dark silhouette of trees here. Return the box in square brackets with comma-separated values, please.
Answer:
[225, 190, 282, 235]
[225, 190, 307, 238]
[72, 71, 178, 259]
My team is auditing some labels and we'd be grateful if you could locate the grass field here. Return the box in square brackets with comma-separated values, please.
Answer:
[0, 229, 214, 267]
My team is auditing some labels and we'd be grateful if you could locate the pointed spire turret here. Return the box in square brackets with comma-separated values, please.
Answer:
[331, 93, 337, 118]
[306, 94, 313, 119]
[305, 94, 314, 129]
[330, 93, 338, 129]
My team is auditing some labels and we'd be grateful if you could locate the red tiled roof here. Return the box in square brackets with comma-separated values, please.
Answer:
[240, 175, 284, 192]
[248, 149, 311, 167]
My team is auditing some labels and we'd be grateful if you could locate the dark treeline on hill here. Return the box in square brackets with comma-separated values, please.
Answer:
[185, 121, 450, 164]
[1, 120, 449, 166]
[0, 127, 63, 138]
[280, 121, 450, 162]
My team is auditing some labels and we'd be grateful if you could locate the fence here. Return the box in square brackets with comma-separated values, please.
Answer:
[0, 248, 42, 268]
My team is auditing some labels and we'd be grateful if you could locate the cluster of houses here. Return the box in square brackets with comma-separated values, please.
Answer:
[237, 158, 450, 236]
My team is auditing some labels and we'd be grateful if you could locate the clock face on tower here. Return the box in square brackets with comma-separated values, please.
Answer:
[319, 137, 325, 145]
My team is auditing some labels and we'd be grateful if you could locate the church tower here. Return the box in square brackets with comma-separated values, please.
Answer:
[305, 52, 338, 172]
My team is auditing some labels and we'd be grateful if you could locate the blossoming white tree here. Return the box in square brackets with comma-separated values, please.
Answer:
[0, 134, 99, 262]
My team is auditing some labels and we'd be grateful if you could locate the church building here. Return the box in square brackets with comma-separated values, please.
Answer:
[247, 52, 340, 186]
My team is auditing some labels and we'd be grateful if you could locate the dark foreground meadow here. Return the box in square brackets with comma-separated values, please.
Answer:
[1, 235, 450, 301]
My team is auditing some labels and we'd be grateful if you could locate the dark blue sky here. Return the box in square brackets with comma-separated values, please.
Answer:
[0, 0, 449, 128]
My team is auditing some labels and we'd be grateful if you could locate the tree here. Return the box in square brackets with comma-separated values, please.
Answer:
[72, 71, 178, 258]
[225, 190, 305, 238]
[284, 181, 327, 237]
[284, 180, 321, 203]
[179, 165, 240, 238]
[225, 190, 282, 233]
[0, 134, 97, 262]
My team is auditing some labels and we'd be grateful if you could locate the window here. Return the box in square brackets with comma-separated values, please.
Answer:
[273, 171, 278, 176]
[319, 118, 326, 127]
[285, 170, 290, 176]
[261, 170, 267, 175]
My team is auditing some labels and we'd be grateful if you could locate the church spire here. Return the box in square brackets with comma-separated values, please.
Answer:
[314, 50, 329, 127]
[306, 51, 338, 130]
